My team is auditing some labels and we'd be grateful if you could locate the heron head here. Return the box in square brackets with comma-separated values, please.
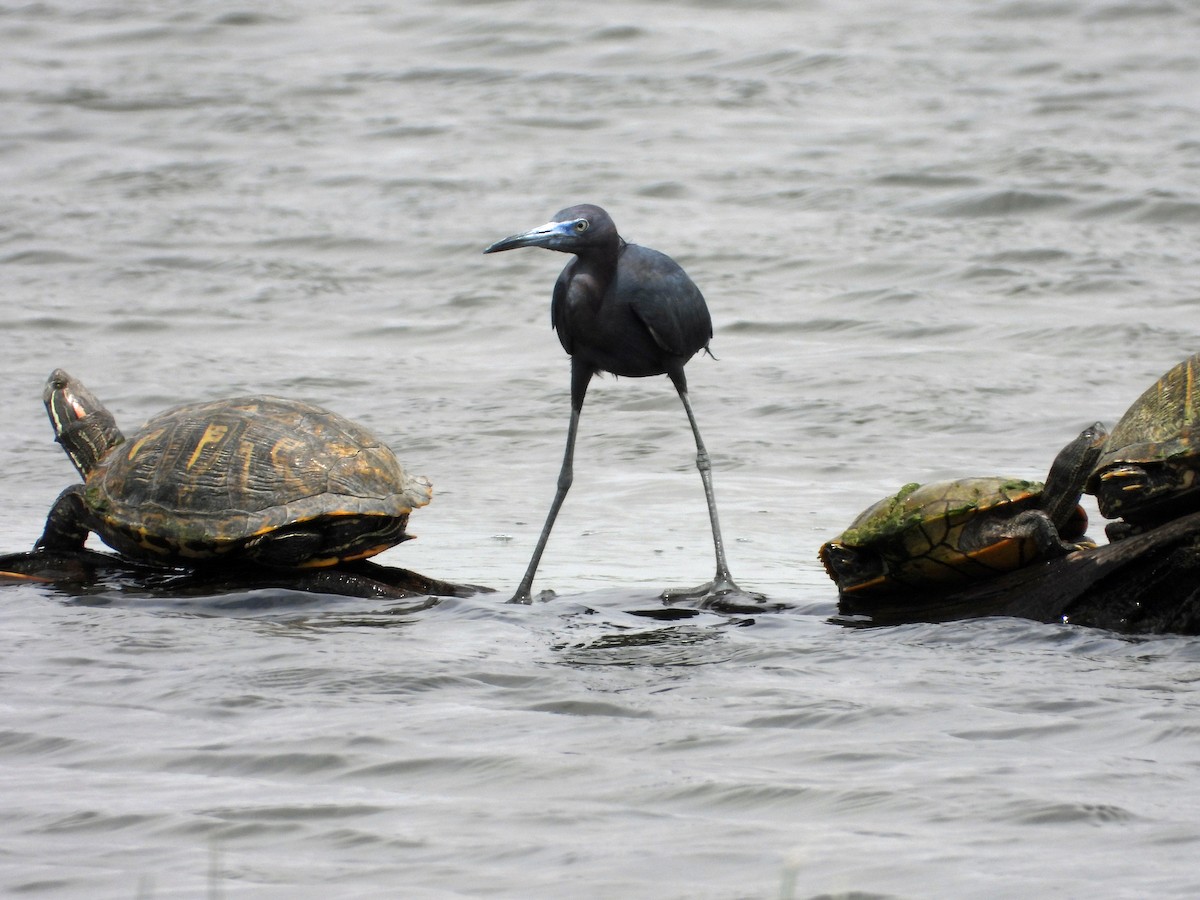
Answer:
[484, 204, 619, 255]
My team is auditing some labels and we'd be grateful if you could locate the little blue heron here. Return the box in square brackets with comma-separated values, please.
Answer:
[484, 204, 761, 606]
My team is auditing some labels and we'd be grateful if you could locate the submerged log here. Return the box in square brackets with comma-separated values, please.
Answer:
[0, 548, 490, 603]
[838, 510, 1200, 635]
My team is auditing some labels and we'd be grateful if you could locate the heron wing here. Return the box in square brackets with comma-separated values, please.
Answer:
[625, 249, 713, 358]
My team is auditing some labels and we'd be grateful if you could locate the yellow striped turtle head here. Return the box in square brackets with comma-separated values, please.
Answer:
[44, 369, 126, 480]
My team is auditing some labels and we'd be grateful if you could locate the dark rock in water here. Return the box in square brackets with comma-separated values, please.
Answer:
[837, 509, 1200, 635]
[0, 547, 490, 604]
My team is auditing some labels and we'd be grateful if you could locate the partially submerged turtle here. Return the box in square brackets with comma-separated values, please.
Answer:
[1086, 352, 1200, 540]
[820, 423, 1107, 597]
[36, 370, 432, 568]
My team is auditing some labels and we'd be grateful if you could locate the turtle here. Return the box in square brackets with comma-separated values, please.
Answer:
[35, 369, 432, 568]
[819, 422, 1107, 597]
[1085, 352, 1200, 541]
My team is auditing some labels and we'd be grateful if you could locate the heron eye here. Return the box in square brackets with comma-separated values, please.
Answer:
[574, 220, 589, 233]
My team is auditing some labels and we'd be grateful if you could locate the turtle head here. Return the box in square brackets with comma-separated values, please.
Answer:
[818, 540, 887, 594]
[44, 369, 125, 479]
[1040, 421, 1108, 530]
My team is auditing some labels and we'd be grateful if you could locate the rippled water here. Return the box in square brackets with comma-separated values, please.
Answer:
[2, 1, 1200, 897]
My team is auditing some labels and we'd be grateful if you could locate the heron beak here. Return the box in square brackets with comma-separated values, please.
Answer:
[483, 220, 575, 254]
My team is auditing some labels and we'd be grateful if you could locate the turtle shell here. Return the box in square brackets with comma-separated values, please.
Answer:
[1086, 352, 1200, 523]
[820, 476, 1068, 596]
[82, 396, 431, 566]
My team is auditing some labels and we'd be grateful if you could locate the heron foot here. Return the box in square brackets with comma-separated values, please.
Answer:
[660, 575, 767, 612]
[507, 587, 558, 605]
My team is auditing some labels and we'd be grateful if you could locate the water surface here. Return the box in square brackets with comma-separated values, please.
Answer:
[2, 1, 1199, 897]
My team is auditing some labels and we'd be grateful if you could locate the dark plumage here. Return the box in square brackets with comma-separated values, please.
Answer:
[485, 204, 759, 605]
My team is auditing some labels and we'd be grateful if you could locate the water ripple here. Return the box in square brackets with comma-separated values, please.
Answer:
[2, 1, 1200, 897]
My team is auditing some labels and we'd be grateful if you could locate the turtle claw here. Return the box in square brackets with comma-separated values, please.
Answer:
[661, 575, 767, 612]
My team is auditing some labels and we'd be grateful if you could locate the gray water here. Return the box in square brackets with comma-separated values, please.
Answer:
[2, 1, 1200, 897]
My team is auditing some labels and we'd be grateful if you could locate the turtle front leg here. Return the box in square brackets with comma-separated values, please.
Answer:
[35, 485, 93, 551]
[1003, 509, 1094, 557]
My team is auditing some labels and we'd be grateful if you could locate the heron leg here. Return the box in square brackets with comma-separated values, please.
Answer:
[676, 386, 734, 587]
[662, 374, 765, 609]
[510, 366, 592, 603]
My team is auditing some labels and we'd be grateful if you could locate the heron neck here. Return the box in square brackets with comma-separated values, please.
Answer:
[573, 237, 625, 297]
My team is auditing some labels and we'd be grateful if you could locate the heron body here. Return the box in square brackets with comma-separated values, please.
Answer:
[485, 204, 759, 606]
[555, 250, 712, 379]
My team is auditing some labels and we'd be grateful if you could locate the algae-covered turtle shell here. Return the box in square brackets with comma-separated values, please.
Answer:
[1086, 352, 1200, 535]
[820, 423, 1106, 597]
[37, 370, 432, 568]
